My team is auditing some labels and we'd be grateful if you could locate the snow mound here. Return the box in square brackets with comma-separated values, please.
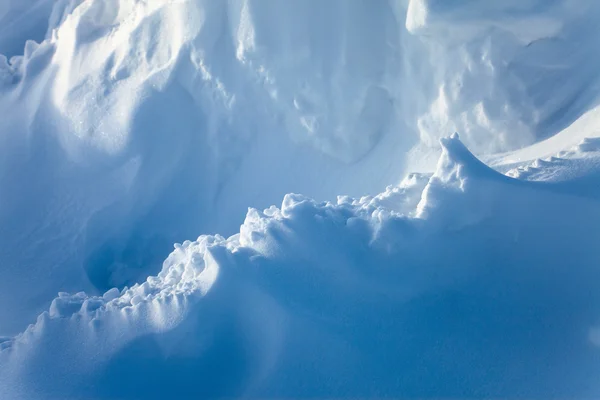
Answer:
[2, 0, 600, 334]
[3, 0, 600, 335]
[2, 136, 600, 399]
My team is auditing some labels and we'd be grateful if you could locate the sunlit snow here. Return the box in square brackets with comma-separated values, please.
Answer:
[1, 0, 600, 398]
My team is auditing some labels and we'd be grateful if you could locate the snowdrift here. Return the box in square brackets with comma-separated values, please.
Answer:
[2, 135, 600, 399]
[2, 0, 600, 398]
[2, 0, 600, 334]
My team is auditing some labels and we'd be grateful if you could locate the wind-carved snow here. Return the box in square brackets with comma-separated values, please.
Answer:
[2, 135, 600, 398]
[1, 1, 600, 397]
[1, 0, 599, 335]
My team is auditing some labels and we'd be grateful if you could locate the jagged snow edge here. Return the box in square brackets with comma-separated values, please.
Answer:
[0, 133, 537, 353]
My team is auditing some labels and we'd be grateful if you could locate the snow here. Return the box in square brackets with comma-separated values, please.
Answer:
[3, 135, 600, 398]
[1, 0, 600, 398]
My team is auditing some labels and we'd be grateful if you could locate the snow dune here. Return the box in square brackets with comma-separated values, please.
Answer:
[1, 0, 600, 398]
[2, 0, 599, 334]
[2, 135, 600, 398]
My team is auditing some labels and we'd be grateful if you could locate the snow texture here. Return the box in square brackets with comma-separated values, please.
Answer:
[2, 135, 600, 398]
[1, 0, 600, 398]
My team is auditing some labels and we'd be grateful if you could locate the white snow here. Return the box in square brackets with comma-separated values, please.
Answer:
[3, 134, 600, 398]
[1, 0, 600, 398]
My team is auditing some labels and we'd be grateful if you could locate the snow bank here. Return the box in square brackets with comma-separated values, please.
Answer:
[2, 136, 600, 398]
[2, 0, 600, 335]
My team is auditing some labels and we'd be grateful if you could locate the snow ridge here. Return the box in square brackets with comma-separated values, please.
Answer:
[2, 136, 600, 398]
[2, 0, 600, 334]
[2, 1, 600, 398]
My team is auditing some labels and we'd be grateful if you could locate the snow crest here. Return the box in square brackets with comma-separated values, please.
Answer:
[2, 1, 600, 397]
[2, 0, 600, 334]
[2, 0, 600, 333]
[2, 136, 600, 398]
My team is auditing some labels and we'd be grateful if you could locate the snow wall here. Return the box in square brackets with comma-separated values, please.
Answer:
[2, 0, 600, 333]
[1, 0, 600, 397]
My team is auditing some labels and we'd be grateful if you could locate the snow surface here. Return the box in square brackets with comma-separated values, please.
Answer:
[1, 0, 600, 398]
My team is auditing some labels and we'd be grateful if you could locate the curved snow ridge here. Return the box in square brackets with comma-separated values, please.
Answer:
[0, 134, 578, 337]
[0, 135, 475, 352]
[1, 233, 224, 350]
[4, 0, 600, 334]
[3, 136, 600, 398]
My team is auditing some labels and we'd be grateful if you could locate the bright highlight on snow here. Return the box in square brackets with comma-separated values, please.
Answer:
[1, 0, 600, 398]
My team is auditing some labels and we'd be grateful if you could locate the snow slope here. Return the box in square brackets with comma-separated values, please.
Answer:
[2, 135, 600, 398]
[2, 0, 600, 335]
[1, 0, 600, 398]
